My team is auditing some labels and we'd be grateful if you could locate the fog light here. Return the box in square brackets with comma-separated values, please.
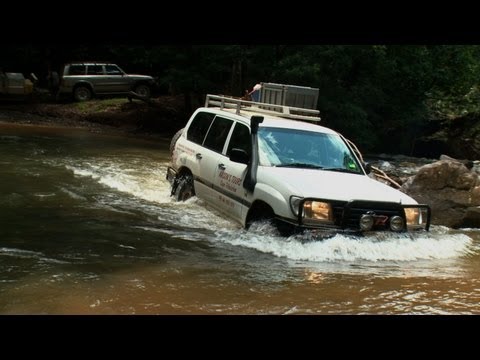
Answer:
[359, 214, 374, 231]
[390, 216, 404, 231]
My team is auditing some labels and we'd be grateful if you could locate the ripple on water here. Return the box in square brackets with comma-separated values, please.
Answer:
[0, 247, 69, 264]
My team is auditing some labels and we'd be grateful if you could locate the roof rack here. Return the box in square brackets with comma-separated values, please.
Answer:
[205, 94, 321, 122]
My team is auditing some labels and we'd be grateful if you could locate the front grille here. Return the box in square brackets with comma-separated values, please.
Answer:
[331, 200, 404, 231]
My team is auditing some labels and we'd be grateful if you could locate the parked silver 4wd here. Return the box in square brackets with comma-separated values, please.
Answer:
[58, 62, 155, 101]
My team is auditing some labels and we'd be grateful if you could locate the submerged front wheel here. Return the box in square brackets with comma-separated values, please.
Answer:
[246, 203, 293, 237]
[174, 176, 195, 201]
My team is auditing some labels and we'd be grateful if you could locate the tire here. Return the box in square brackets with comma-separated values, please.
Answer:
[174, 176, 195, 201]
[246, 203, 292, 236]
[73, 86, 92, 102]
[134, 84, 151, 98]
[170, 128, 184, 155]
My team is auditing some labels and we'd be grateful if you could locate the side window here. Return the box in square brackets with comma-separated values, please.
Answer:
[186, 111, 215, 145]
[227, 123, 251, 157]
[203, 116, 233, 153]
[68, 65, 86, 75]
[87, 65, 104, 75]
[105, 65, 122, 75]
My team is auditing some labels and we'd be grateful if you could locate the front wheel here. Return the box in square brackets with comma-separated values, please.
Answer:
[134, 84, 151, 98]
[246, 204, 293, 237]
[174, 176, 195, 201]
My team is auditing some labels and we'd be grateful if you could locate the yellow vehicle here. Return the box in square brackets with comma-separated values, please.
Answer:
[0, 72, 33, 99]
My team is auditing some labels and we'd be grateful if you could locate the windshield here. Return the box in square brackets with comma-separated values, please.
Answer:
[257, 127, 362, 173]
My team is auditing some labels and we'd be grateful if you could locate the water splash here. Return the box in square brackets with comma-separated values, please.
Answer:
[215, 223, 473, 262]
[65, 160, 172, 203]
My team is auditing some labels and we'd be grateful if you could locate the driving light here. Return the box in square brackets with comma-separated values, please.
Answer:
[359, 214, 374, 231]
[390, 216, 404, 231]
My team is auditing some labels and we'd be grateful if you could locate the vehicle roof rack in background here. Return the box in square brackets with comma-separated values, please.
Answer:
[205, 94, 321, 122]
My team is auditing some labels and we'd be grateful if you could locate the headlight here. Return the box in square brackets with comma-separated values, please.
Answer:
[303, 201, 333, 224]
[404, 207, 422, 226]
[404, 207, 430, 230]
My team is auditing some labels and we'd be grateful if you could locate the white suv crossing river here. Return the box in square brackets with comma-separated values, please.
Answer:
[167, 93, 430, 236]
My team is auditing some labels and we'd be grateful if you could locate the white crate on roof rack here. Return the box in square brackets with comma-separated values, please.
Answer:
[205, 94, 321, 123]
[259, 82, 319, 110]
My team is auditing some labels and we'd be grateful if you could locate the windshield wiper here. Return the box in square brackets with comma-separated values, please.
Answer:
[276, 163, 324, 169]
[324, 167, 357, 173]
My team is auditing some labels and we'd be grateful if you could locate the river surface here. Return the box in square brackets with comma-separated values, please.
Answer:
[1, 123, 480, 315]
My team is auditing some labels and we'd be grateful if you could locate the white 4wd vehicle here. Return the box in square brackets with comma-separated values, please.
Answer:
[167, 94, 430, 236]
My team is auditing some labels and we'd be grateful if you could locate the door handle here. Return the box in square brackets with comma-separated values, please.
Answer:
[218, 163, 226, 170]
[196, 153, 202, 160]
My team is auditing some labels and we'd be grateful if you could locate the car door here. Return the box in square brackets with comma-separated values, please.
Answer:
[86, 64, 106, 93]
[104, 64, 130, 93]
[213, 121, 251, 222]
[197, 116, 234, 206]
[180, 111, 216, 200]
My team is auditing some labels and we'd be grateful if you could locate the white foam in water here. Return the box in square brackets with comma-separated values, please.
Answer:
[216, 227, 473, 262]
[66, 166, 100, 179]
[0, 247, 68, 264]
[65, 158, 238, 236]
[66, 161, 173, 203]
[174, 198, 237, 230]
[58, 186, 87, 201]
[0, 247, 43, 257]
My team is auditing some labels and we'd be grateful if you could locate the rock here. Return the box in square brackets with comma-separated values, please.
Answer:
[472, 186, 480, 204]
[439, 154, 474, 169]
[463, 207, 480, 228]
[406, 160, 475, 190]
[402, 158, 480, 228]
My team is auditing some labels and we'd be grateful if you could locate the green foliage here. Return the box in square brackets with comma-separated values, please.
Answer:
[4, 44, 480, 154]
[265, 45, 480, 154]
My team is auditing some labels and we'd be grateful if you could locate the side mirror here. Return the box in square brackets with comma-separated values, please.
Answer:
[363, 162, 372, 174]
[230, 148, 249, 165]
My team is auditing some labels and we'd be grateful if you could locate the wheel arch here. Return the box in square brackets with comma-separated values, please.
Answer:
[176, 166, 193, 179]
[133, 80, 150, 87]
[245, 199, 295, 236]
[170, 128, 185, 156]
[132, 80, 151, 91]
[245, 200, 275, 227]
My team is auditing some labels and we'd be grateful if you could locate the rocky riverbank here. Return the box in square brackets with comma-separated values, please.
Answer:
[0, 96, 190, 140]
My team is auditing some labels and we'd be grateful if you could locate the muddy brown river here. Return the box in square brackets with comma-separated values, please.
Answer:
[1, 123, 479, 314]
